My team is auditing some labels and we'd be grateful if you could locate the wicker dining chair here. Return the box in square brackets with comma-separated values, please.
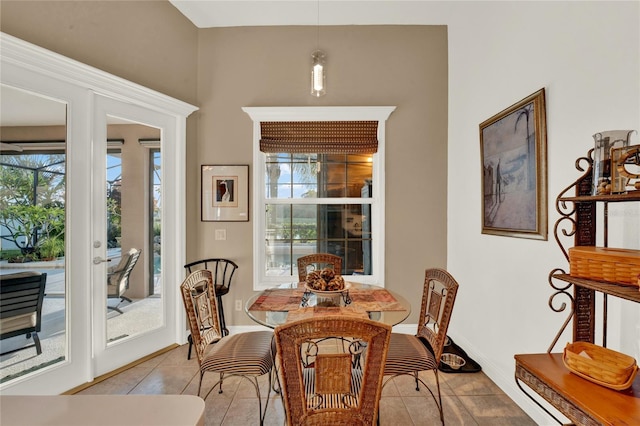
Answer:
[275, 316, 391, 425]
[180, 270, 273, 425]
[297, 253, 343, 282]
[383, 268, 459, 424]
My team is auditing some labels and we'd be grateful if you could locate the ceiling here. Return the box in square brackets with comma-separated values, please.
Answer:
[168, 0, 445, 28]
[2, 1, 438, 131]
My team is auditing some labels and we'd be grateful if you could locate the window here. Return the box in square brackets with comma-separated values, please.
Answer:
[245, 107, 395, 290]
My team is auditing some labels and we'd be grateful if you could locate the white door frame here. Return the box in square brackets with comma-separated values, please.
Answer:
[0, 32, 197, 394]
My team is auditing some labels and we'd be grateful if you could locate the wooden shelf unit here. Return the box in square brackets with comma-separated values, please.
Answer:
[515, 151, 640, 425]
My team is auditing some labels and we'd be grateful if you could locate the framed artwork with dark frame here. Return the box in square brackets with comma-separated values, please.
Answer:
[480, 88, 548, 240]
[201, 165, 249, 221]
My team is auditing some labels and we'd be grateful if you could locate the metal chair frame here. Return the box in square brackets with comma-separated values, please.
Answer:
[184, 258, 238, 359]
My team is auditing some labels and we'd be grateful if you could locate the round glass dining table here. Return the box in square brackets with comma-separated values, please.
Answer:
[245, 282, 411, 329]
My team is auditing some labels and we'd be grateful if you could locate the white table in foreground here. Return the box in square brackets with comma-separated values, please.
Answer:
[0, 395, 205, 426]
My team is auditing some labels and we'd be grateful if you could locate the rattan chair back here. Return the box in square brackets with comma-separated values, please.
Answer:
[297, 253, 343, 282]
[180, 269, 222, 364]
[383, 268, 460, 425]
[275, 316, 391, 425]
[416, 268, 459, 362]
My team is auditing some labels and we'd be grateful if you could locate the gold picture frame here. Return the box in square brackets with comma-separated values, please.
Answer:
[480, 88, 548, 240]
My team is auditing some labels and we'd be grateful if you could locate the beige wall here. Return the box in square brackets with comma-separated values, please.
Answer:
[195, 26, 448, 326]
[1, 3, 448, 326]
[0, 0, 198, 106]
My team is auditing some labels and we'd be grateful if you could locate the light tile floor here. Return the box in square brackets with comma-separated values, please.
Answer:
[77, 344, 536, 425]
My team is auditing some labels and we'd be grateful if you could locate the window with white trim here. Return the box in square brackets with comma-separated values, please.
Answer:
[244, 107, 395, 290]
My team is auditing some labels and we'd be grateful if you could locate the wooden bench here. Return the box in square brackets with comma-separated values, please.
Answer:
[0, 271, 47, 355]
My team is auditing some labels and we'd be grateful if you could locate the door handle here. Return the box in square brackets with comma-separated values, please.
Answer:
[93, 257, 110, 265]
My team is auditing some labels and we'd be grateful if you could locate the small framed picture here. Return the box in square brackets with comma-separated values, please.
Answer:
[201, 165, 249, 221]
[611, 144, 640, 194]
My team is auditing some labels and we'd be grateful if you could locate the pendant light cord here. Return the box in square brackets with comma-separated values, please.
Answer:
[316, 0, 320, 50]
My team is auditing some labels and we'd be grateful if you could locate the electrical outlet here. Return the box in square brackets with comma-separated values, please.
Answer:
[215, 229, 227, 240]
[235, 299, 242, 311]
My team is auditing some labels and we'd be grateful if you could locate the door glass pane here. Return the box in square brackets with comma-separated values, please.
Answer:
[0, 86, 67, 383]
[105, 120, 162, 345]
[150, 149, 161, 297]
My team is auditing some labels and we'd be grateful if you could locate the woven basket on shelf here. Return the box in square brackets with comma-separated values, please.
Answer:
[563, 342, 638, 391]
[568, 246, 640, 286]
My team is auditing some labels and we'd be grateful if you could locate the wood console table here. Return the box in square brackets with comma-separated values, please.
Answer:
[515, 353, 640, 425]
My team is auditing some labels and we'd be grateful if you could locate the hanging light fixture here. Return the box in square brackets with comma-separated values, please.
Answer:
[310, 0, 326, 97]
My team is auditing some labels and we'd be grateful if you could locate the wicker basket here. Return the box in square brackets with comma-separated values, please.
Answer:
[563, 342, 638, 390]
[569, 246, 640, 286]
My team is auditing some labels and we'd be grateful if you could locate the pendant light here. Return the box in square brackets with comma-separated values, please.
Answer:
[310, 1, 326, 97]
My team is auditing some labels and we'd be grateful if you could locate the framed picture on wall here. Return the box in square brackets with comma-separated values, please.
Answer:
[201, 165, 249, 221]
[479, 88, 548, 240]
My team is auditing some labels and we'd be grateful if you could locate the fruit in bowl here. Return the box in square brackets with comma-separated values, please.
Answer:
[305, 268, 346, 291]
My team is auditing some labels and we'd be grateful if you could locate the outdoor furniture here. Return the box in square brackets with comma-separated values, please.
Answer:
[383, 268, 459, 424]
[274, 316, 391, 425]
[0, 271, 47, 355]
[180, 269, 273, 425]
[107, 248, 141, 314]
[183, 258, 238, 359]
[297, 253, 342, 281]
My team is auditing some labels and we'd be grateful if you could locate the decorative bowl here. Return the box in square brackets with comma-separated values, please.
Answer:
[440, 353, 466, 370]
[304, 281, 352, 296]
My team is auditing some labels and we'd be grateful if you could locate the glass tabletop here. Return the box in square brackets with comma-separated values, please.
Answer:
[245, 282, 411, 329]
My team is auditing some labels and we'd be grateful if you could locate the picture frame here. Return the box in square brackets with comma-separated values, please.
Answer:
[480, 88, 547, 240]
[611, 144, 640, 194]
[201, 165, 249, 221]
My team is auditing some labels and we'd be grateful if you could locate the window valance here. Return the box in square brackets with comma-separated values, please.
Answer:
[259, 121, 378, 154]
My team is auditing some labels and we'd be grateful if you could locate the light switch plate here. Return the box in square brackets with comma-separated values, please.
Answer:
[215, 229, 227, 240]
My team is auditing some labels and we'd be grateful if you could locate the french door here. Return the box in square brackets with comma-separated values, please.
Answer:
[1, 34, 195, 394]
[92, 95, 178, 376]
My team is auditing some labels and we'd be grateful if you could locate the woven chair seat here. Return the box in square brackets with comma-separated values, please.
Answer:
[301, 367, 364, 410]
[384, 334, 438, 375]
[201, 330, 273, 376]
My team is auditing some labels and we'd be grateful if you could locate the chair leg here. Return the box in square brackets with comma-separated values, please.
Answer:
[32, 332, 42, 355]
[217, 295, 229, 336]
[197, 370, 204, 396]
[414, 371, 420, 391]
[107, 305, 124, 314]
[434, 369, 444, 424]
[187, 334, 193, 360]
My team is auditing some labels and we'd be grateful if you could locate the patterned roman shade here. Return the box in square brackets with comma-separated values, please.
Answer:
[259, 121, 378, 154]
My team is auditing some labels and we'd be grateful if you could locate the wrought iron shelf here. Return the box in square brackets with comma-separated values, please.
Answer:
[558, 192, 640, 203]
[516, 150, 640, 425]
[554, 273, 640, 304]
